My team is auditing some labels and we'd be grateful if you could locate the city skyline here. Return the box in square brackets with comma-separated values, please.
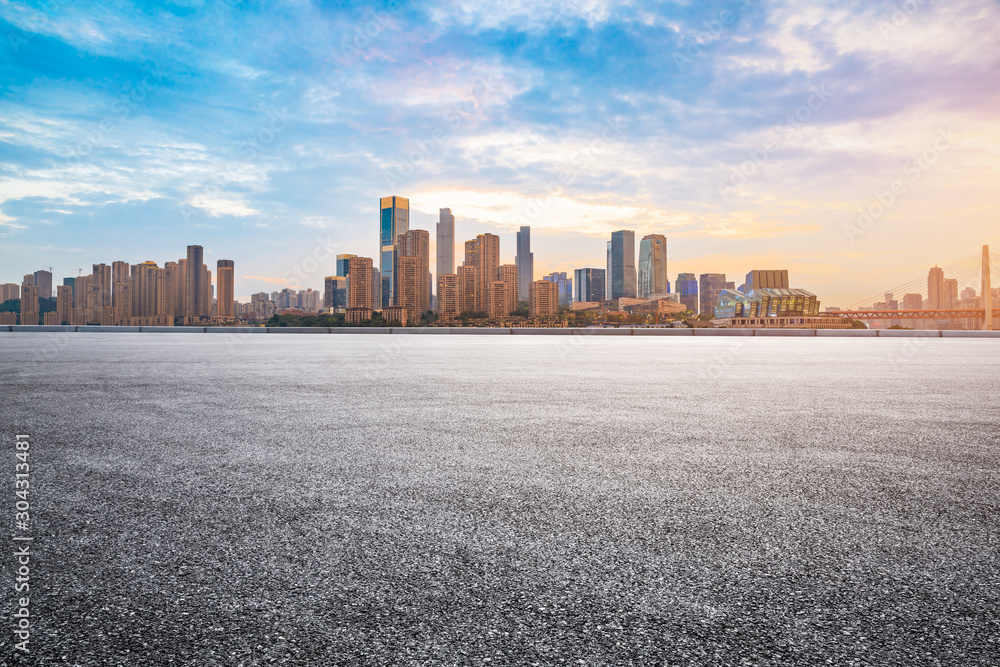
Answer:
[1, 2, 999, 307]
[6, 231, 995, 322]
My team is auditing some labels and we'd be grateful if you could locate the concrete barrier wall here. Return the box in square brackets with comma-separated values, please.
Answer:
[2, 325, 999, 338]
[816, 329, 873, 337]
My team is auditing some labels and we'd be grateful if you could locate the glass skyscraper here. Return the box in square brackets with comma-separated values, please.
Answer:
[336, 254, 357, 278]
[609, 230, 637, 299]
[574, 268, 606, 303]
[542, 272, 573, 306]
[324, 276, 348, 310]
[380, 196, 409, 308]
[637, 234, 668, 298]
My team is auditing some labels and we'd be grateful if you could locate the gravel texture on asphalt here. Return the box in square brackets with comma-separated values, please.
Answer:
[0, 333, 998, 666]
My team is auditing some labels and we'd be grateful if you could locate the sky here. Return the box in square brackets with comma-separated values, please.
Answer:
[1, 0, 999, 307]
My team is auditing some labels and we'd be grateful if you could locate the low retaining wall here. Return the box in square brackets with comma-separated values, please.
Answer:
[2, 326, 998, 338]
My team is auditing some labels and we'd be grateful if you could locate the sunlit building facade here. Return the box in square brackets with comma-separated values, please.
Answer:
[379, 196, 409, 307]
[530, 279, 559, 316]
[637, 234, 668, 298]
[348, 256, 373, 309]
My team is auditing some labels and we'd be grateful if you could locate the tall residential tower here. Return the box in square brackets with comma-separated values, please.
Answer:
[436, 208, 455, 287]
[515, 226, 533, 301]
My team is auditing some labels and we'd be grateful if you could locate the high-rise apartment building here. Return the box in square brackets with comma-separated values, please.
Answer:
[132, 262, 163, 319]
[498, 264, 518, 316]
[574, 268, 606, 303]
[464, 239, 478, 272]
[348, 256, 373, 309]
[637, 234, 668, 298]
[371, 266, 381, 309]
[185, 245, 205, 318]
[437, 208, 455, 284]
[112, 261, 130, 286]
[395, 255, 418, 318]
[927, 266, 944, 310]
[379, 196, 409, 307]
[201, 264, 212, 318]
[516, 226, 533, 301]
[87, 279, 103, 324]
[300, 288, 320, 313]
[72, 274, 89, 325]
[108, 260, 126, 306]
[486, 281, 507, 319]
[163, 261, 181, 320]
[463, 233, 500, 313]
[20, 279, 39, 325]
[542, 272, 573, 306]
[176, 259, 188, 318]
[609, 230, 637, 299]
[529, 279, 559, 317]
[114, 281, 132, 325]
[56, 285, 73, 325]
[217, 260, 235, 318]
[437, 274, 459, 319]
[92, 263, 112, 308]
[62, 277, 75, 306]
[457, 265, 479, 313]
[676, 273, 698, 313]
[699, 273, 734, 316]
[33, 270, 52, 300]
[0, 283, 18, 303]
[397, 229, 430, 317]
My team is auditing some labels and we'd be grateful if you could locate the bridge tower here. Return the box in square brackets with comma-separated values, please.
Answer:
[983, 245, 993, 331]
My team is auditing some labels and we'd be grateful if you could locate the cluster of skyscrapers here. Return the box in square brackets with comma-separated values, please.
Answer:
[317, 197, 564, 325]
[0, 194, 774, 327]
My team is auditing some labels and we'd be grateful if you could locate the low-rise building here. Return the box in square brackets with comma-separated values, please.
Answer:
[712, 269, 847, 328]
[530, 280, 559, 316]
[345, 307, 372, 324]
[381, 306, 408, 325]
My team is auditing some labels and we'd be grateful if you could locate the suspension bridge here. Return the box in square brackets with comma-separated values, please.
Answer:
[836, 245, 998, 330]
